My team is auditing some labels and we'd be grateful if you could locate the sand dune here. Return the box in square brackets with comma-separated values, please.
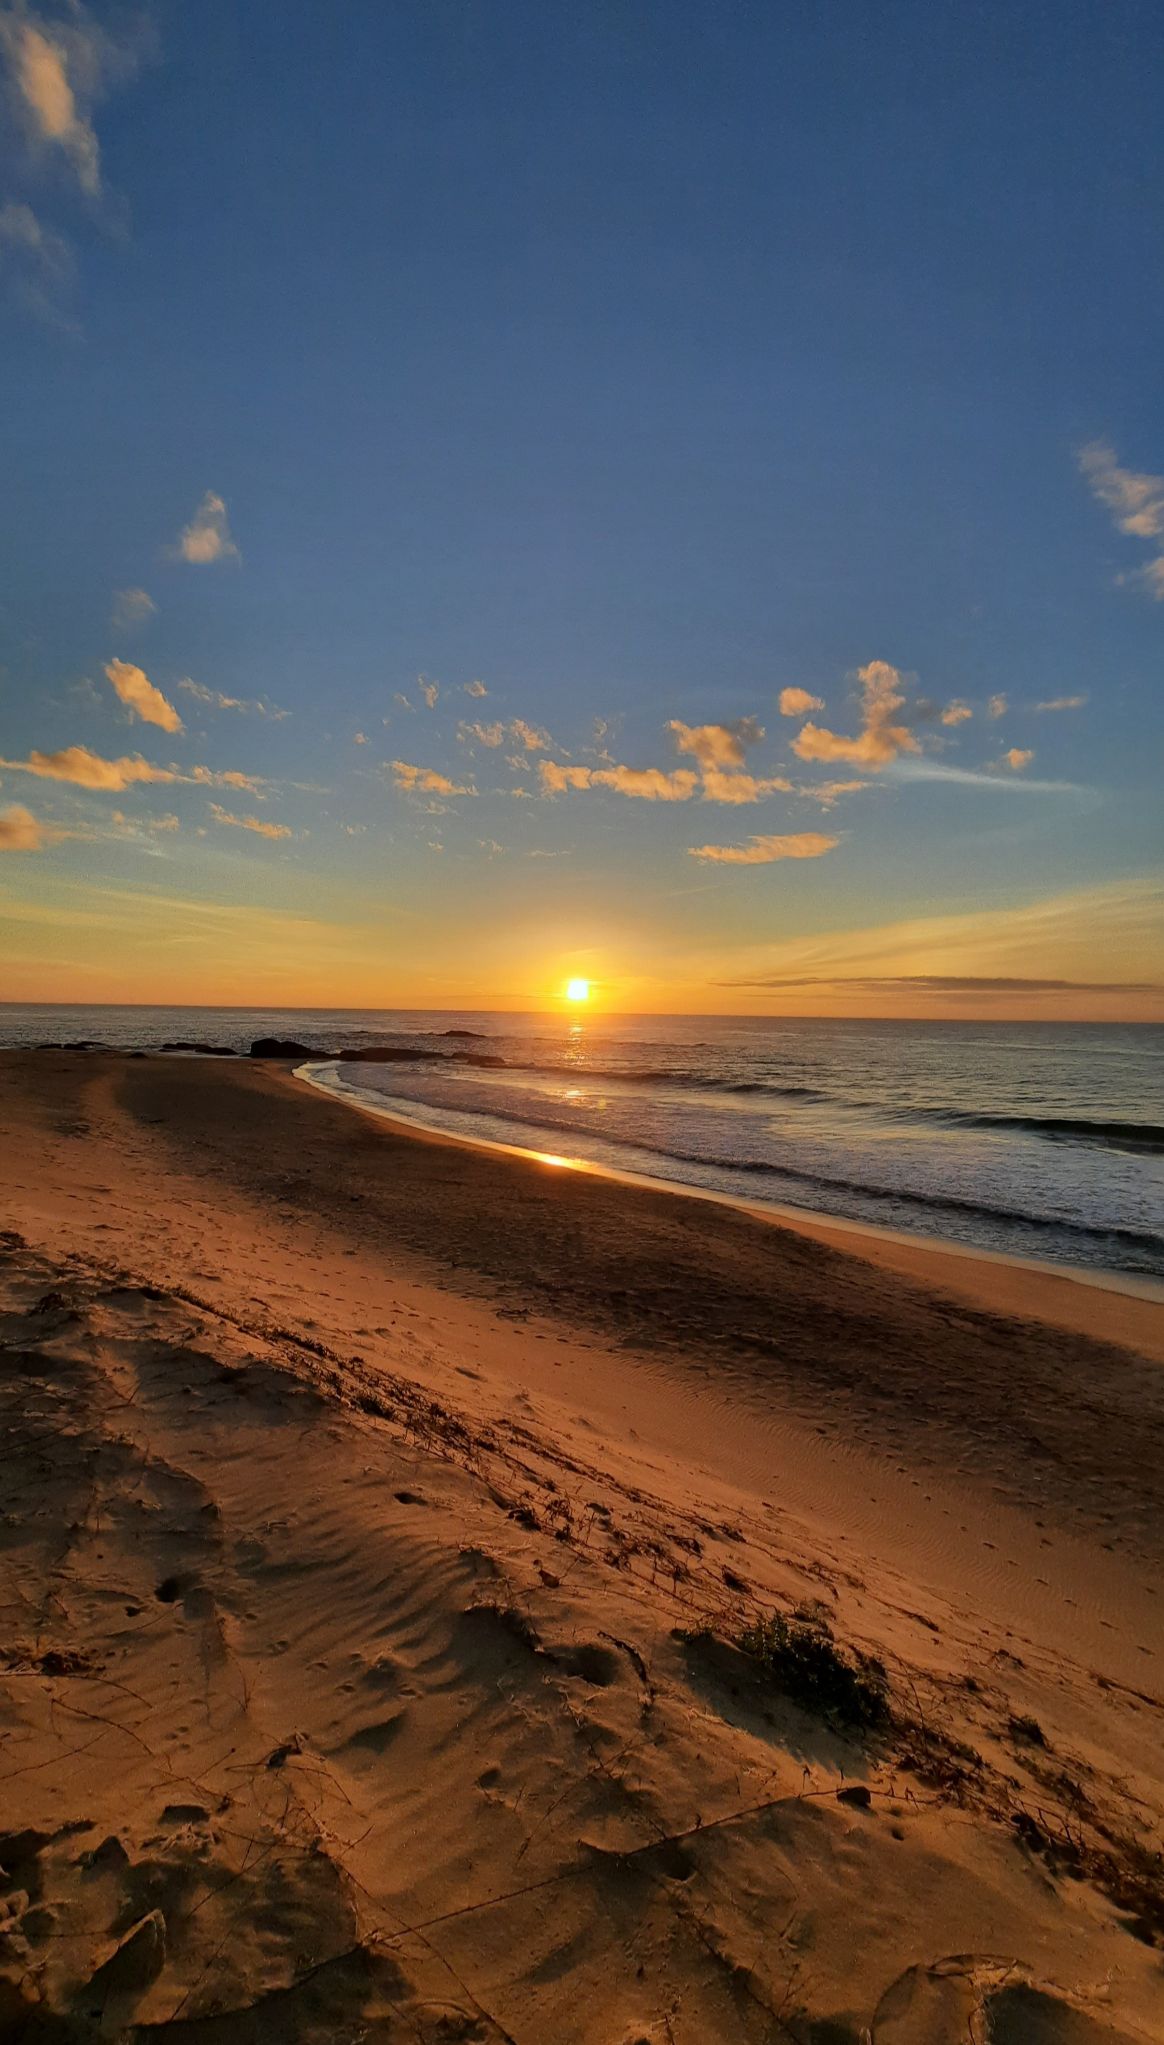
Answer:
[1, 1052, 1161, 2041]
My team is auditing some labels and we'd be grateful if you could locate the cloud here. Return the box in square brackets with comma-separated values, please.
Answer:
[111, 809, 179, 834]
[538, 759, 699, 800]
[1036, 694, 1087, 713]
[688, 831, 839, 865]
[0, 198, 73, 326]
[668, 717, 765, 769]
[799, 778, 869, 806]
[209, 804, 292, 840]
[792, 660, 919, 769]
[173, 491, 239, 565]
[0, 802, 47, 850]
[1078, 439, 1164, 539]
[390, 760, 473, 796]
[111, 586, 155, 631]
[777, 687, 824, 718]
[103, 658, 183, 733]
[510, 717, 551, 752]
[0, 745, 267, 795]
[458, 720, 505, 747]
[940, 701, 972, 726]
[724, 973, 1164, 995]
[698, 766, 793, 803]
[353, 731, 367, 745]
[1000, 747, 1034, 772]
[888, 758, 1077, 794]
[464, 679, 488, 698]
[987, 693, 1008, 719]
[419, 677, 439, 709]
[1078, 440, 1164, 601]
[2, 10, 100, 193]
[0, 744, 179, 790]
[178, 678, 287, 718]
[539, 761, 595, 794]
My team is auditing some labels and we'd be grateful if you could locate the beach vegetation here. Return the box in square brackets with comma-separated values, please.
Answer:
[735, 1608, 889, 1730]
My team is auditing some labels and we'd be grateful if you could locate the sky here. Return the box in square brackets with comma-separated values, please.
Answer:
[1, 0, 1161, 1019]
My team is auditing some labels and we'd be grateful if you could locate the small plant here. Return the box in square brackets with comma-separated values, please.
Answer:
[737, 1609, 889, 1730]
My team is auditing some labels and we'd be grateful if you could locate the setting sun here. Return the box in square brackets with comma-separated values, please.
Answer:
[565, 978, 591, 1003]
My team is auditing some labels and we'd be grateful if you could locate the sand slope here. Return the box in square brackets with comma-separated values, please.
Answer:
[1, 1054, 1162, 2041]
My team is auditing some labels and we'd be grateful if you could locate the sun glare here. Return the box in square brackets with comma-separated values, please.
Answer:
[566, 978, 590, 1003]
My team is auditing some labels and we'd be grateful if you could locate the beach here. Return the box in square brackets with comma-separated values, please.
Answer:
[2, 1049, 1162, 2040]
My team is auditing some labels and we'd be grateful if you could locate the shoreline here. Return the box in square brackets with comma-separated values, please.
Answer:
[297, 1059, 1164, 1316]
[2, 1048, 1163, 2035]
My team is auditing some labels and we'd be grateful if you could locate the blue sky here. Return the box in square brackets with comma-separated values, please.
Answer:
[1, 1, 1161, 1013]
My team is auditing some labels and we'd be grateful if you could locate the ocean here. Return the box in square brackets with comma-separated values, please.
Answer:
[2, 1005, 1161, 1282]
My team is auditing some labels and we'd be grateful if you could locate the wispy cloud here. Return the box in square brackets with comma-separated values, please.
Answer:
[940, 701, 972, 726]
[178, 678, 287, 719]
[1035, 694, 1087, 713]
[888, 757, 1074, 793]
[792, 660, 920, 769]
[0, 802, 48, 850]
[0, 199, 73, 327]
[0, 744, 179, 790]
[172, 491, 239, 566]
[209, 804, 291, 840]
[777, 687, 824, 717]
[458, 720, 505, 747]
[390, 760, 473, 796]
[2, 6, 101, 194]
[111, 586, 155, 632]
[1078, 439, 1164, 539]
[104, 658, 183, 733]
[464, 679, 488, 698]
[1078, 439, 1164, 599]
[0, 744, 267, 795]
[987, 693, 1008, 719]
[688, 831, 839, 865]
[800, 778, 868, 807]
[419, 676, 439, 709]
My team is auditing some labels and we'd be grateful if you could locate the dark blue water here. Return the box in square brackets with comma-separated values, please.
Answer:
[2, 1005, 1161, 1280]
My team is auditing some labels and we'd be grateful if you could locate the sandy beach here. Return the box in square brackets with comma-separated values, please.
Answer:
[2, 1049, 1162, 2041]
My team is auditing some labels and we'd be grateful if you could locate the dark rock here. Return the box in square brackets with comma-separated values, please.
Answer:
[249, 1038, 327, 1059]
[441, 1028, 487, 1038]
[159, 1041, 237, 1056]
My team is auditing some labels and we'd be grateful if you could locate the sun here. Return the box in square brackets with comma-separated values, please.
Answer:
[565, 978, 590, 1003]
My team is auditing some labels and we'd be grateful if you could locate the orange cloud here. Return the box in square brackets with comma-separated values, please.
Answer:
[391, 760, 473, 796]
[0, 745, 179, 790]
[510, 718, 551, 752]
[940, 701, 972, 726]
[688, 831, 839, 865]
[777, 687, 824, 717]
[1078, 440, 1164, 539]
[792, 660, 919, 769]
[464, 679, 488, 698]
[1001, 748, 1034, 772]
[209, 804, 292, 839]
[104, 658, 183, 733]
[7, 17, 100, 193]
[668, 717, 764, 768]
[458, 720, 505, 747]
[1036, 695, 1087, 712]
[0, 803, 47, 850]
[698, 766, 793, 803]
[539, 761, 595, 793]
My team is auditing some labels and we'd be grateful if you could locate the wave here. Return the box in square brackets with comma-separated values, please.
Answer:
[951, 1111, 1164, 1154]
[329, 1072, 1164, 1262]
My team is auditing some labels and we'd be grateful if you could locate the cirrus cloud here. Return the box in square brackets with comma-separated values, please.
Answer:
[208, 804, 292, 840]
[688, 831, 839, 865]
